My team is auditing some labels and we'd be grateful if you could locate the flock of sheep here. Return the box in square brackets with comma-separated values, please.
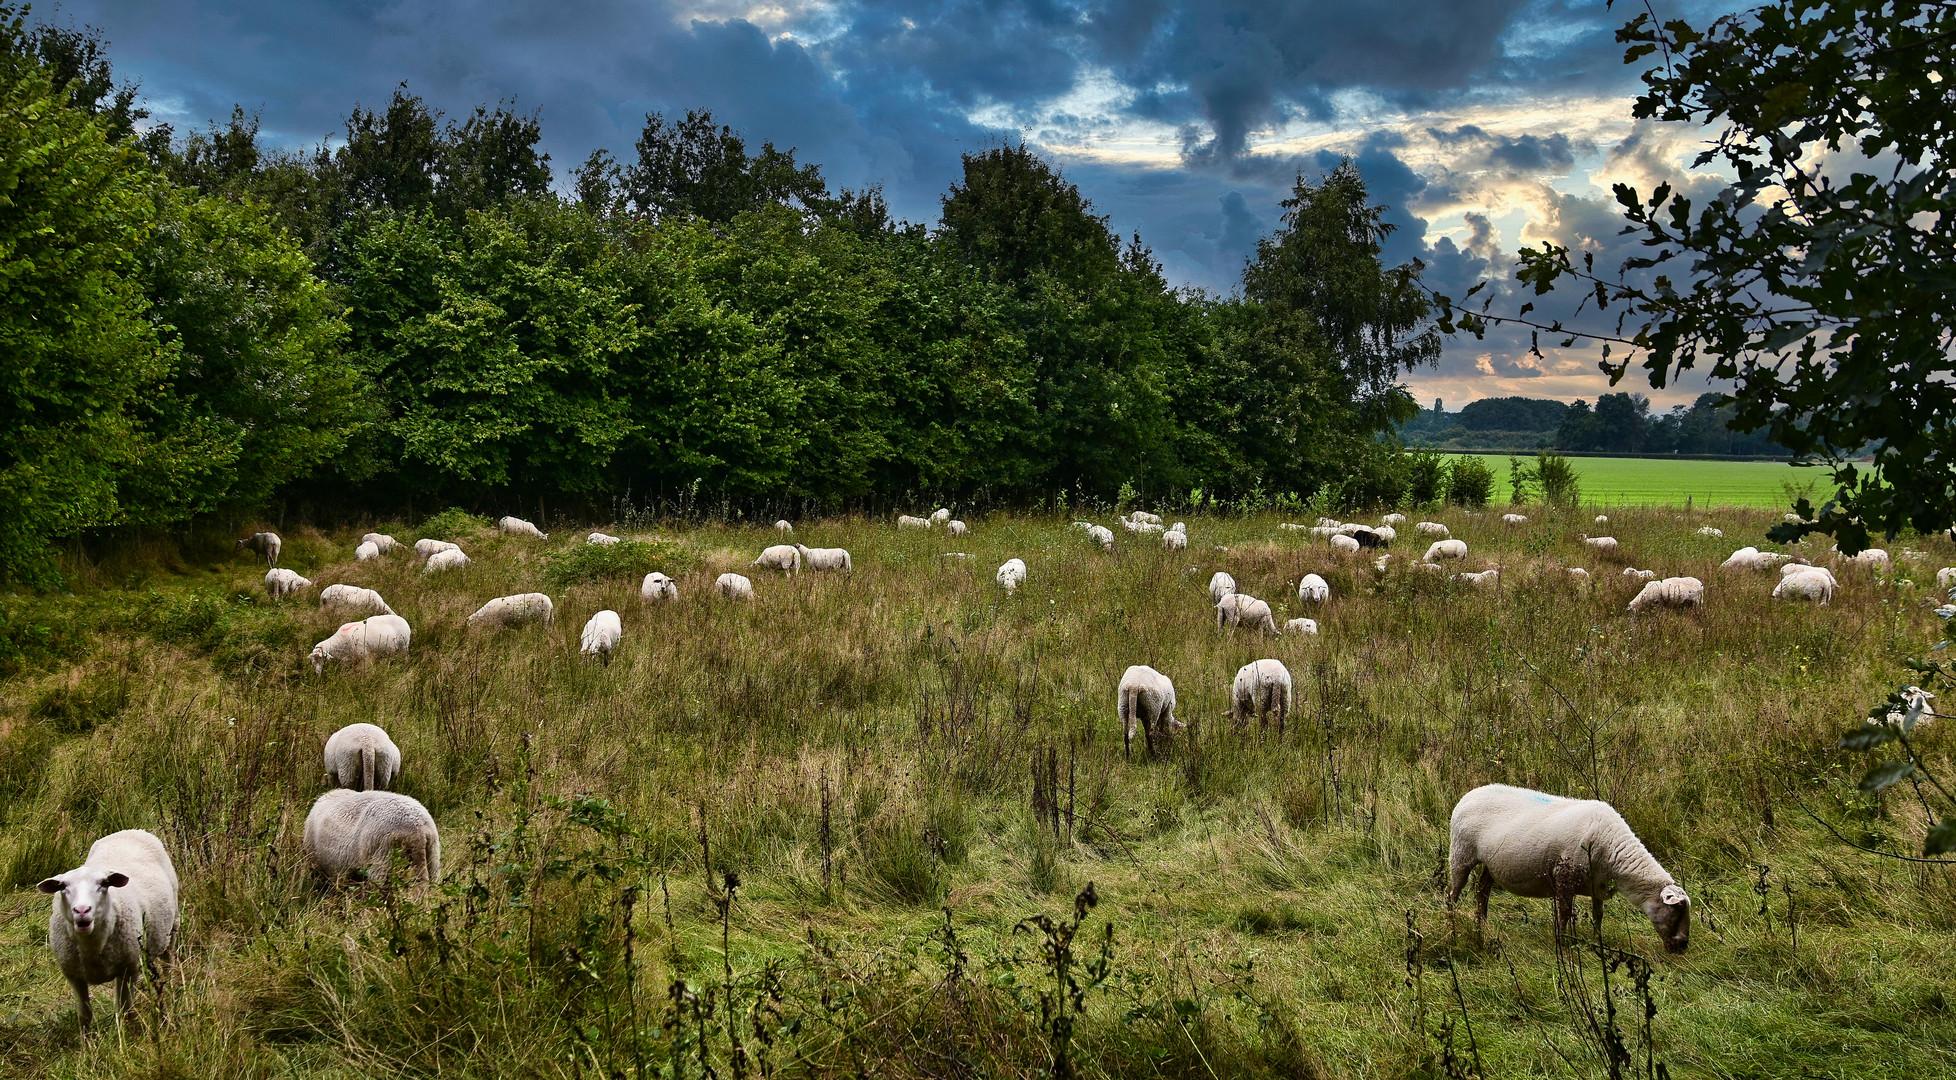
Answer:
[41, 506, 1932, 1032]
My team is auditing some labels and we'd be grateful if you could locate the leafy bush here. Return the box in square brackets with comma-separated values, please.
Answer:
[1406, 449, 1448, 505]
[417, 507, 492, 541]
[540, 537, 695, 587]
[1533, 450, 1582, 508]
[1446, 456, 1496, 507]
[132, 588, 238, 647]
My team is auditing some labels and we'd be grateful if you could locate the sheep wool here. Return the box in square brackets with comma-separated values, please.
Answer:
[715, 573, 756, 600]
[1215, 592, 1278, 633]
[1773, 568, 1836, 604]
[1502, 513, 1528, 526]
[467, 593, 554, 630]
[1297, 573, 1330, 603]
[361, 533, 402, 555]
[265, 568, 313, 600]
[996, 558, 1028, 592]
[795, 544, 853, 572]
[1230, 659, 1292, 733]
[1424, 539, 1468, 562]
[896, 514, 930, 530]
[947, 519, 969, 537]
[587, 532, 621, 546]
[1381, 513, 1407, 526]
[324, 723, 401, 791]
[1696, 526, 1724, 538]
[320, 584, 394, 617]
[1329, 534, 1361, 554]
[1622, 567, 1657, 581]
[753, 544, 802, 575]
[355, 541, 381, 562]
[305, 790, 441, 886]
[930, 508, 952, 526]
[310, 614, 412, 674]
[1087, 525, 1115, 551]
[414, 538, 459, 559]
[423, 549, 471, 573]
[1162, 529, 1188, 551]
[1117, 665, 1181, 758]
[498, 516, 547, 540]
[580, 610, 623, 664]
[1848, 548, 1891, 571]
[1627, 576, 1705, 613]
[774, 520, 794, 532]
[1415, 522, 1450, 538]
[1285, 617, 1319, 635]
[641, 572, 679, 602]
[39, 829, 179, 1033]
[1582, 536, 1620, 555]
[237, 531, 282, 567]
[1128, 511, 1163, 525]
[1207, 571, 1237, 604]
[1937, 567, 1956, 592]
[1452, 569, 1500, 588]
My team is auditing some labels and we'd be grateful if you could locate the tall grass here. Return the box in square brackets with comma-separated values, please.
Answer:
[0, 508, 1953, 1077]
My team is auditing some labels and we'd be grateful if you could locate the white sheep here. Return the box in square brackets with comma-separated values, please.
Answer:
[1215, 592, 1278, 633]
[1847, 548, 1891, 572]
[1230, 659, 1292, 733]
[1118, 665, 1181, 758]
[1415, 522, 1450, 538]
[1696, 526, 1724, 538]
[1278, 522, 1309, 532]
[897, 514, 930, 530]
[1446, 784, 1690, 952]
[1784, 513, 1802, 524]
[753, 544, 802, 575]
[237, 531, 282, 567]
[1297, 573, 1330, 603]
[996, 558, 1027, 592]
[361, 532, 402, 555]
[1128, 511, 1163, 525]
[264, 567, 313, 600]
[587, 532, 621, 546]
[1622, 567, 1657, 581]
[498, 516, 547, 540]
[1594, 515, 1609, 524]
[1123, 518, 1164, 535]
[1452, 569, 1500, 588]
[1627, 576, 1705, 613]
[930, 508, 952, 526]
[1087, 525, 1115, 551]
[1773, 568, 1836, 604]
[1308, 525, 1338, 539]
[413, 538, 459, 559]
[423, 549, 471, 573]
[1317, 517, 1343, 528]
[38, 829, 178, 1033]
[1070, 521, 1095, 531]
[641, 572, 679, 602]
[774, 519, 794, 532]
[355, 541, 380, 562]
[1582, 535, 1620, 555]
[715, 573, 756, 600]
[1163, 529, 1188, 551]
[319, 583, 393, 617]
[1330, 534, 1361, 554]
[1169, 522, 1186, 534]
[467, 593, 554, 629]
[1285, 617, 1319, 635]
[1208, 571, 1236, 604]
[1424, 539, 1468, 561]
[1779, 562, 1836, 587]
[1382, 513, 1407, 526]
[795, 544, 852, 572]
[324, 722, 400, 791]
[1502, 513, 1528, 526]
[310, 614, 412, 674]
[1937, 567, 1956, 591]
[947, 519, 969, 537]
[1721, 547, 1790, 572]
[580, 610, 623, 664]
[304, 789, 441, 887]
[1564, 567, 1591, 582]
[1373, 525, 1397, 544]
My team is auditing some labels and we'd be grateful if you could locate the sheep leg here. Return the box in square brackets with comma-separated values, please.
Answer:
[1591, 894, 1606, 939]
[1445, 853, 1473, 907]
[1551, 859, 1581, 946]
[1473, 867, 1494, 926]
[116, 971, 136, 1024]
[71, 977, 93, 1033]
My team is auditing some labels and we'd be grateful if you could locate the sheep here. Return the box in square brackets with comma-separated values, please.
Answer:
[996, 558, 1028, 592]
[1502, 513, 1528, 526]
[1452, 569, 1500, 588]
[1070, 521, 1095, 531]
[1846, 548, 1891, 572]
[1564, 567, 1591, 582]
[930, 508, 952, 526]
[587, 532, 621, 546]
[1128, 511, 1163, 525]
[943, 552, 974, 559]
[323, 722, 400, 791]
[774, 519, 794, 533]
[897, 514, 930, 530]
[1720, 547, 1789, 572]
[1784, 513, 1803, 524]
[498, 516, 547, 540]
[1373, 554, 1393, 571]
[1123, 518, 1164, 535]
[1117, 665, 1182, 758]
[361, 533, 402, 555]
[1622, 567, 1657, 581]
[413, 538, 459, 559]
[355, 541, 381, 562]
[1297, 573, 1330, 603]
[1594, 515, 1609, 524]
[1215, 592, 1278, 633]
[1779, 562, 1837, 588]
[641, 572, 679, 602]
[467, 593, 555, 630]
[1229, 659, 1292, 734]
[1278, 522, 1310, 532]
[1348, 527, 1389, 549]
[304, 789, 441, 887]
[264, 568, 313, 600]
[715, 573, 756, 600]
[1163, 529, 1188, 551]
[1207, 571, 1237, 604]
[1285, 617, 1319, 635]
[237, 531, 282, 567]
[1087, 525, 1115, 551]
[1773, 568, 1836, 604]
[1382, 513, 1407, 526]
[1330, 534, 1361, 554]
[1696, 526, 1724, 538]
[1627, 576, 1705, 614]
[1581, 535, 1620, 555]
[310, 614, 412, 674]
[1372, 525, 1396, 545]
[423, 549, 471, 573]
[320, 583, 394, 617]
[753, 544, 802, 576]
[1317, 517, 1343, 528]
[1308, 526, 1339, 539]
[1446, 783, 1690, 952]
[1424, 539, 1468, 561]
[38, 829, 178, 1034]
[1415, 522, 1451, 538]
[795, 544, 852, 572]
[580, 610, 623, 664]
[1937, 567, 1956, 591]
[947, 520, 969, 537]
[1169, 522, 1186, 534]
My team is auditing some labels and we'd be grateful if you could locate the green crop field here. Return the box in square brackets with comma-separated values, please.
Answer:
[1450, 454, 1831, 509]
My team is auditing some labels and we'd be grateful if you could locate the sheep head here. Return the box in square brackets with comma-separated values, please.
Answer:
[39, 869, 129, 937]
[1644, 884, 1691, 953]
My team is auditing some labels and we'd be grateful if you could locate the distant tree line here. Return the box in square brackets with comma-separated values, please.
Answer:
[1403, 393, 1789, 457]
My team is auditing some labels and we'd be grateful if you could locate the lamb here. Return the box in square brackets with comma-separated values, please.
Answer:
[310, 614, 412, 674]
[264, 568, 313, 600]
[319, 583, 393, 617]
[587, 532, 621, 546]
[1128, 511, 1163, 525]
[1215, 592, 1278, 633]
[774, 519, 794, 532]
[1330, 534, 1362, 554]
[1163, 529, 1188, 551]
[580, 610, 623, 664]
[1502, 513, 1528, 526]
[423, 548, 470, 573]
[753, 544, 802, 575]
[1087, 525, 1115, 551]
[1622, 567, 1657, 581]
[1297, 573, 1330, 603]
[930, 508, 952, 526]
[641, 572, 679, 602]
[361, 533, 402, 555]
[715, 573, 756, 600]
[413, 538, 459, 559]
[1773, 568, 1836, 604]
[498, 516, 547, 540]
[466, 593, 554, 629]
[1208, 571, 1237, 604]
[1937, 567, 1956, 591]
[1627, 576, 1705, 613]
[1446, 784, 1690, 952]
[1581, 535, 1620, 555]
[323, 722, 400, 791]
[237, 531, 282, 567]
[355, 541, 381, 562]
[1229, 659, 1292, 734]
[795, 544, 853, 572]
[1453, 569, 1500, 588]
[1382, 513, 1407, 526]
[39, 829, 179, 1034]
[304, 789, 441, 887]
[897, 514, 931, 530]
[1696, 526, 1724, 538]
[1285, 617, 1319, 635]
[1424, 539, 1468, 561]
[1117, 665, 1182, 758]
[996, 558, 1028, 592]
[1415, 522, 1451, 538]
[947, 519, 969, 537]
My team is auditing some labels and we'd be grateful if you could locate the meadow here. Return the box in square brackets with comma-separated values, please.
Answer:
[1, 507, 1953, 1079]
[1450, 455, 1822, 509]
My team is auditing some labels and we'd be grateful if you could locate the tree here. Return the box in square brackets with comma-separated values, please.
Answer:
[939, 143, 1121, 291]
[624, 109, 829, 225]
[1438, 1, 1956, 552]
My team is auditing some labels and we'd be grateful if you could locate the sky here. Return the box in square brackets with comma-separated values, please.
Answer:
[47, 0, 1748, 409]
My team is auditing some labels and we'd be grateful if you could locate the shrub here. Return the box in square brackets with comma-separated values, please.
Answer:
[540, 537, 695, 587]
[417, 507, 492, 540]
[1534, 449, 1582, 508]
[1446, 456, 1496, 507]
[1406, 449, 1448, 505]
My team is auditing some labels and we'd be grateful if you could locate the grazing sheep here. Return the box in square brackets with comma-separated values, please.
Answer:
[423, 549, 471, 574]
[1308, 525, 1339, 539]
[587, 532, 621, 546]
[1122, 518, 1165, 535]
[1215, 592, 1278, 633]
[1779, 562, 1837, 587]
[39, 829, 178, 1034]
[930, 508, 952, 526]
[1582, 535, 1620, 555]
[1415, 522, 1451, 538]
[1424, 539, 1468, 561]
[323, 723, 400, 791]
[1721, 546, 1790, 572]
[1285, 617, 1319, 635]
[947, 519, 968, 537]
[1453, 569, 1500, 588]
[1372, 525, 1396, 544]
[640, 572, 679, 602]
[1784, 513, 1803, 524]
[1208, 571, 1237, 604]
[1070, 521, 1095, 531]
[1330, 534, 1362, 554]
[580, 610, 623, 664]
[1564, 567, 1591, 582]
[466, 593, 555, 630]
[319, 584, 393, 617]
[1846, 548, 1891, 572]
[304, 790, 441, 887]
[1128, 511, 1163, 525]
[1297, 573, 1330, 603]
[237, 531, 282, 567]
[1169, 521, 1186, 534]
[774, 519, 794, 532]
[1278, 522, 1309, 532]
[1622, 567, 1657, 581]
[310, 614, 412, 674]
[361, 533, 402, 555]
[355, 541, 381, 562]
[1349, 527, 1389, 549]
[715, 573, 755, 600]
[1773, 568, 1836, 604]
[413, 538, 459, 559]
[498, 516, 547, 540]
[1373, 554, 1393, 571]
[897, 514, 930, 530]
[1118, 665, 1182, 758]
[996, 558, 1028, 592]
[265, 568, 313, 600]
[1937, 567, 1956, 591]
[795, 544, 852, 572]
[1382, 513, 1407, 526]
[1087, 525, 1115, 551]
[1627, 576, 1705, 614]
[1229, 659, 1292, 734]
[1502, 513, 1528, 526]
[1446, 784, 1690, 952]
[1594, 515, 1609, 524]
[753, 544, 802, 576]
[1163, 529, 1187, 551]
[1696, 526, 1724, 538]
[1317, 517, 1342, 528]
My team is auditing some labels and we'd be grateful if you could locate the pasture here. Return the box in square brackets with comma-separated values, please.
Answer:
[1451, 454, 1824, 508]
[1, 508, 1953, 1078]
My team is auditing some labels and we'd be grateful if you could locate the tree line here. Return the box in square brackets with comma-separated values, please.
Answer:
[1402, 393, 1790, 457]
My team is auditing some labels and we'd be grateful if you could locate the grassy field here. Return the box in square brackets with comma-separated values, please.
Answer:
[1451, 454, 1826, 509]
[2, 507, 1954, 1078]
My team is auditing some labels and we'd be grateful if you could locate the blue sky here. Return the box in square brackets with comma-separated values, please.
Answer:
[51, 0, 1745, 407]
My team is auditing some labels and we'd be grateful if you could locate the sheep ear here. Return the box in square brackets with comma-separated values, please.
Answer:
[1660, 884, 1688, 906]
[102, 872, 129, 889]
[37, 877, 65, 894]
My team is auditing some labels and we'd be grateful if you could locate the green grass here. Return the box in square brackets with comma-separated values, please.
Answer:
[1451, 454, 1829, 508]
[0, 508, 1952, 1078]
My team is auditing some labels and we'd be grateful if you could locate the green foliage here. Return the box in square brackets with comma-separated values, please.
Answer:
[1406, 448, 1448, 505]
[416, 507, 491, 539]
[1533, 450, 1581, 509]
[623, 107, 829, 225]
[1445, 455, 1496, 507]
[539, 537, 695, 588]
